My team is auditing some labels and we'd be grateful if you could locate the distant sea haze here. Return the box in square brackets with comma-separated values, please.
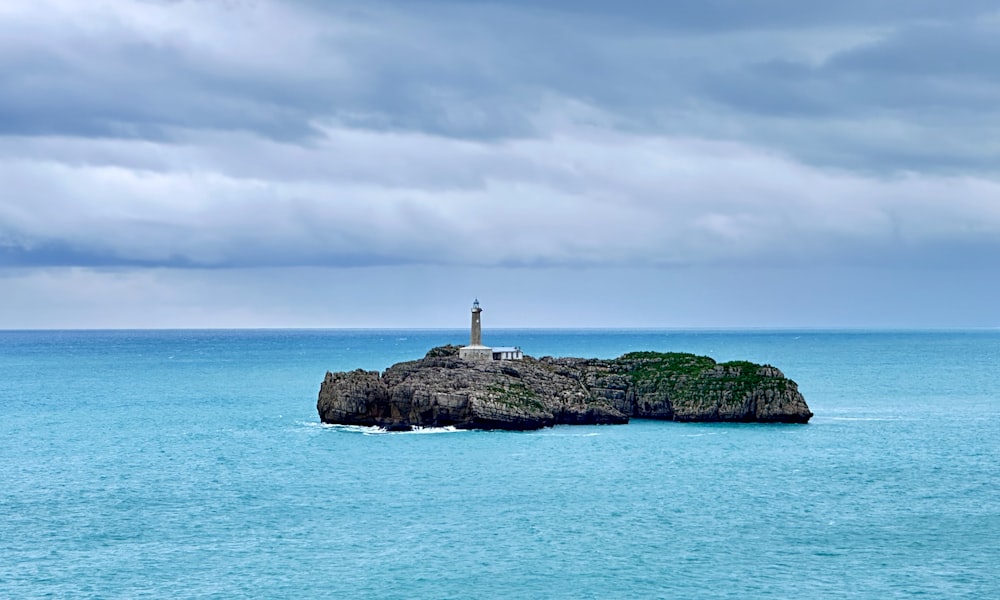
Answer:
[2, 329, 997, 598]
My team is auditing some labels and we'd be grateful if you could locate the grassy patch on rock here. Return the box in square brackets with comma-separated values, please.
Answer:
[618, 352, 789, 401]
[618, 351, 717, 382]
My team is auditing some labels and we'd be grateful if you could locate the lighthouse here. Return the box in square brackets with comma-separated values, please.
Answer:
[459, 299, 493, 360]
[470, 298, 483, 346]
[458, 299, 522, 361]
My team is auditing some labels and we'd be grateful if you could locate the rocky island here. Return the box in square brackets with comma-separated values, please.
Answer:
[318, 302, 812, 431]
[317, 345, 812, 431]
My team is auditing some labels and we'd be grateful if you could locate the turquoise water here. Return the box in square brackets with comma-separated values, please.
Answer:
[2, 329, 998, 598]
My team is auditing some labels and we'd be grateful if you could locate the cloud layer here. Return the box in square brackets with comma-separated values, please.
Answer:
[1, 0, 998, 327]
[3, 122, 1000, 269]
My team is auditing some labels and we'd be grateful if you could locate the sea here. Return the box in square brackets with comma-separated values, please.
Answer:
[1, 329, 997, 599]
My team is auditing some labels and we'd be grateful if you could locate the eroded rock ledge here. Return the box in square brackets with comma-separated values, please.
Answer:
[317, 345, 813, 431]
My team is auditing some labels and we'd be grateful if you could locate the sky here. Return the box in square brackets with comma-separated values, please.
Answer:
[1, 0, 998, 329]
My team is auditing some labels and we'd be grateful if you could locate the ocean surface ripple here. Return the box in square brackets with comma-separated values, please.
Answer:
[1, 329, 997, 598]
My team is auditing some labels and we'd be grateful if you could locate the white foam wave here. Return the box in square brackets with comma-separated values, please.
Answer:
[297, 421, 372, 433]
[361, 425, 465, 435]
[401, 426, 463, 435]
[300, 422, 466, 435]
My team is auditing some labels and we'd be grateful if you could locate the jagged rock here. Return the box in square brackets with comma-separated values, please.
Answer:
[424, 344, 461, 358]
[317, 348, 813, 431]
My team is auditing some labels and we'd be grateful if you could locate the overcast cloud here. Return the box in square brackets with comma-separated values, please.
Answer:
[1, 0, 998, 327]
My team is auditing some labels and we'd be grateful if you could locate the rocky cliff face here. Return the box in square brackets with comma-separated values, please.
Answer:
[317, 346, 813, 431]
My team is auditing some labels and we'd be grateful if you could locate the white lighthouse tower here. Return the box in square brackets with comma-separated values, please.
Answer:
[459, 299, 494, 360]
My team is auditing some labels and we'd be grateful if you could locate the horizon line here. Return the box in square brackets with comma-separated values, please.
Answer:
[1, 326, 997, 333]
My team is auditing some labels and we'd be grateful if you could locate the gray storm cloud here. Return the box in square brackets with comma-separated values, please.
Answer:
[3, 122, 999, 269]
[1, 0, 999, 328]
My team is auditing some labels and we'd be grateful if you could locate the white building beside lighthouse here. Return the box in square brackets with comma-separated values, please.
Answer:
[458, 299, 522, 361]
